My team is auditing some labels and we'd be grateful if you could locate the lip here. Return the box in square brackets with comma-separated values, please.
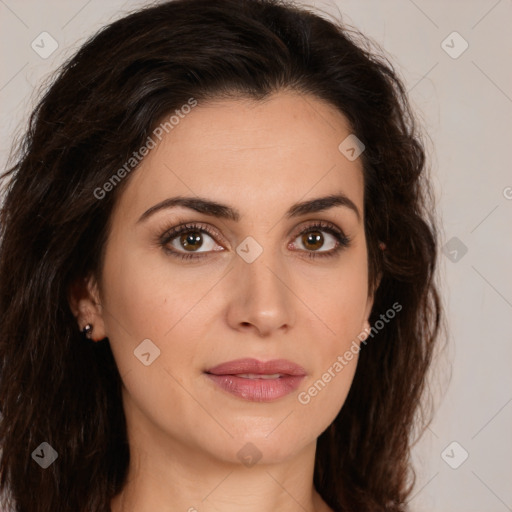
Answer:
[205, 358, 307, 402]
[206, 358, 307, 376]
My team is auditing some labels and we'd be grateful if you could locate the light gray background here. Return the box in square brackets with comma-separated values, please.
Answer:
[1, 1, 511, 511]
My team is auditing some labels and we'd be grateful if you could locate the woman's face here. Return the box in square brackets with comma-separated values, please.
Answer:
[89, 91, 375, 465]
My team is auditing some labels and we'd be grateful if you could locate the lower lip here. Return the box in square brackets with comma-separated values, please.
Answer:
[205, 374, 305, 402]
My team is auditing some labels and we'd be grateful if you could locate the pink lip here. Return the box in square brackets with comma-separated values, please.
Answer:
[205, 358, 307, 402]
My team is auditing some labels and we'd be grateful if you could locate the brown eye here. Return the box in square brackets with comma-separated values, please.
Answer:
[302, 231, 324, 251]
[161, 223, 225, 259]
[180, 231, 204, 251]
[169, 230, 219, 253]
[289, 221, 351, 259]
[293, 229, 338, 253]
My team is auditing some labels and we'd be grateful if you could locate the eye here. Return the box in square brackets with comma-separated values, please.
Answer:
[160, 223, 224, 260]
[159, 220, 351, 262]
[289, 222, 351, 259]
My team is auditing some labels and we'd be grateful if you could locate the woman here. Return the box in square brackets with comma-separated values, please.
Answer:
[0, 0, 443, 510]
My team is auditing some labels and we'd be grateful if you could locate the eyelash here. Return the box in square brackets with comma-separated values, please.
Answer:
[159, 221, 351, 261]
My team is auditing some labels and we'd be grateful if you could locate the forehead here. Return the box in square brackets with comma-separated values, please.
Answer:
[114, 91, 365, 223]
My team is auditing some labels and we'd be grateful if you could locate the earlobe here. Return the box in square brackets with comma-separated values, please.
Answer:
[68, 274, 107, 342]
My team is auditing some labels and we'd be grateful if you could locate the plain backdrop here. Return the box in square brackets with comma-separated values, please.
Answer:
[1, 1, 511, 511]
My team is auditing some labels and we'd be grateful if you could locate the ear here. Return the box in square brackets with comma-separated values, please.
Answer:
[68, 273, 107, 342]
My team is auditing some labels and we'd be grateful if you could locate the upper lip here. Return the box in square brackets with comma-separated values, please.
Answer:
[205, 358, 307, 376]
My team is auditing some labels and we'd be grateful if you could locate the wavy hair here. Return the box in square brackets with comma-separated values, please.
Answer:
[0, 0, 443, 510]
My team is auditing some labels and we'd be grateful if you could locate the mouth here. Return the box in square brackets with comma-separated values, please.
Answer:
[204, 358, 306, 402]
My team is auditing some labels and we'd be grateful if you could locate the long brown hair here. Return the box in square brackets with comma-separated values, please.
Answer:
[0, 1, 443, 510]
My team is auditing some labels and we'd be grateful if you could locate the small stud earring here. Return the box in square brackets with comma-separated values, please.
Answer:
[81, 323, 94, 340]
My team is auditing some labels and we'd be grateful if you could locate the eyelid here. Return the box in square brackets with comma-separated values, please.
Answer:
[288, 219, 345, 240]
[159, 221, 227, 249]
[158, 218, 350, 259]
[288, 220, 351, 255]
[160, 219, 346, 244]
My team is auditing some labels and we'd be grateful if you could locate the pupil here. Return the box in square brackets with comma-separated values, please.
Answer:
[304, 232, 323, 250]
[181, 232, 202, 251]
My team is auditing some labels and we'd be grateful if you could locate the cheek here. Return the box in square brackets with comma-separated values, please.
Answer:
[102, 245, 216, 340]
[99, 250, 216, 436]
[294, 254, 368, 415]
[299, 253, 369, 340]
[99, 246, 208, 380]
[296, 279, 365, 423]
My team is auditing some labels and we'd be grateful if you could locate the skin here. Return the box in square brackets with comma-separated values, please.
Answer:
[70, 90, 378, 512]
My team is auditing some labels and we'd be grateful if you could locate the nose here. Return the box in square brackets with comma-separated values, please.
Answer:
[225, 250, 296, 337]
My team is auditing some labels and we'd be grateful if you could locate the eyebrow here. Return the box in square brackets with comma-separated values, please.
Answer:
[137, 193, 361, 224]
